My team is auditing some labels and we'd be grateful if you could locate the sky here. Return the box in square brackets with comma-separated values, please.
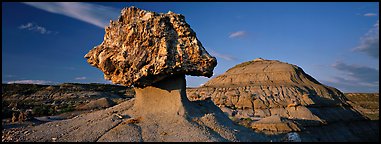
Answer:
[2, 2, 379, 93]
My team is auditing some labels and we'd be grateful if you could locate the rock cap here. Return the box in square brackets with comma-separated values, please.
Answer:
[85, 6, 217, 87]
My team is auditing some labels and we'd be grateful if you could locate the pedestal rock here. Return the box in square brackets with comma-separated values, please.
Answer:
[16, 6, 269, 142]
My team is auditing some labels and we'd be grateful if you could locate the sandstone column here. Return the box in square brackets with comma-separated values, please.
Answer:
[132, 74, 190, 116]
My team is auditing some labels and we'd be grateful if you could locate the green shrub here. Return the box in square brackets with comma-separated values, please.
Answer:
[243, 117, 252, 121]
[32, 104, 59, 116]
[32, 105, 50, 116]
[60, 104, 75, 113]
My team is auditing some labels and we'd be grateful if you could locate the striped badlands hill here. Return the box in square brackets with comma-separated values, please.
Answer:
[187, 58, 378, 141]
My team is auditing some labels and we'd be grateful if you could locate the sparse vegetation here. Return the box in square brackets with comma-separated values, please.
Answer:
[344, 93, 379, 120]
[238, 118, 253, 128]
[2, 83, 134, 119]
[32, 104, 53, 116]
[226, 61, 255, 72]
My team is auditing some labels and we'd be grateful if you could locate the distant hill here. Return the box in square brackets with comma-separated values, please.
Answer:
[344, 93, 379, 120]
[2, 83, 134, 119]
[187, 58, 378, 141]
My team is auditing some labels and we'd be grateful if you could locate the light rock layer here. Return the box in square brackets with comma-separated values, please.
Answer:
[187, 59, 365, 127]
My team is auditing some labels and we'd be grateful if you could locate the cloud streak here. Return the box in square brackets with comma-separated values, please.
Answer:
[322, 79, 377, 93]
[364, 13, 377, 17]
[353, 20, 379, 59]
[19, 22, 56, 34]
[229, 31, 246, 38]
[208, 49, 237, 61]
[7, 80, 55, 85]
[332, 61, 379, 84]
[324, 61, 379, 92]
[22, 2, 120, 28]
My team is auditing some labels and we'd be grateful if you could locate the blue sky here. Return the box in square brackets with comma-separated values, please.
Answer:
[2, 2, 379, 93]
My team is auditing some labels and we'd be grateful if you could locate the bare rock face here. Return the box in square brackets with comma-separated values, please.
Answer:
[85, 6, 217, 87]
[186, 59, 379, 142]
[250, 115, 301, 134]
[187, 58, 366, 126]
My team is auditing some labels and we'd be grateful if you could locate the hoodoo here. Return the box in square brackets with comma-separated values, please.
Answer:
[19, 7, 268, 142]
[84, 6, 267, 142]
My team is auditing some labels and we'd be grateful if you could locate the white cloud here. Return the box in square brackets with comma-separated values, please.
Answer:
[19, 22, 56, 34]
[7, 80, 55, 85]
[75, 76, 87, 80]
[353, 20, 379, 59]
[207, 48, 237, 61]
[229, 31, 246, 38]
[364, 13, 377, 17]
[22, 2, 120, 28]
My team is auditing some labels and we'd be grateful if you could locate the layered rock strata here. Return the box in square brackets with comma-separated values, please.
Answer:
[187, 58, 366, 133]
[250, 115, 301, 134]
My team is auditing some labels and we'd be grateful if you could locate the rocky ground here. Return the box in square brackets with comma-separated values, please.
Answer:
[345, 93, 379, 120]
[1, 78, 269, 142]
[2, 83, 379, 142]
[1, 59, 378, 142]
[2, 99, 268, 142]
[2, 83, 134, 118]
[2, 83, 134, 142]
